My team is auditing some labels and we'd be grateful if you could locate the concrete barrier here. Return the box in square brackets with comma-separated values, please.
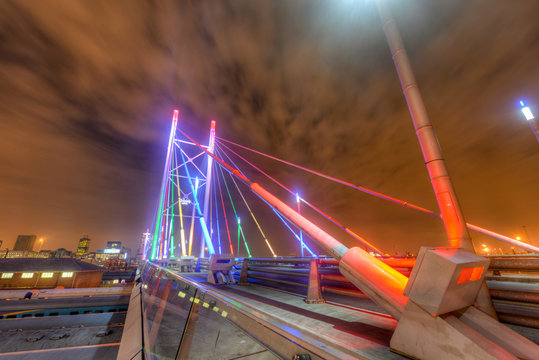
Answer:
[0, 286, 133, 299]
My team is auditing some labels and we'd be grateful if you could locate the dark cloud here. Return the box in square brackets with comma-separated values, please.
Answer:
[0, 0, 537, 255]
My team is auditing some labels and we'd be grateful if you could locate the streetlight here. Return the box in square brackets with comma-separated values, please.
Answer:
[519, 100, 539, 143]
[38, 238, 43, 253]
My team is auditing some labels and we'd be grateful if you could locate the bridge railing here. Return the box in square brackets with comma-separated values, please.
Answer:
[119, 261, 312, 360]
[237, 256, 539, 329]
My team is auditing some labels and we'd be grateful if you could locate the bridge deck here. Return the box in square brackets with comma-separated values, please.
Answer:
[179, 272, 405, 360]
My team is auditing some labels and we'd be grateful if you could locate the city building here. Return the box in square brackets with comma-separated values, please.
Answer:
[52, 248, 73, 258]
[106, 241, 122, 250]
[76, 235, 91, 256]
[94, 249, 128, 265]
[0, 258, 105, 289]
[13, 235, 36, 251]
[1, 250, 51, 259]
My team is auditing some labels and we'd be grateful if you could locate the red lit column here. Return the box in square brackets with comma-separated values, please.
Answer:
[376, 0, 497, 318]
[377, 1, 472, 251]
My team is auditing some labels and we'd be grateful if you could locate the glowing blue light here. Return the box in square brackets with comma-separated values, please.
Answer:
[520, 100, 525, 107]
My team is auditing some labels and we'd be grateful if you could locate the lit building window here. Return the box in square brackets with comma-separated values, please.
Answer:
[1, 273, 14, 279]
[41, 272, 54, 278]
[61, 272, 73, 278]
[112, 279, 119, 284]
[21, 273, 34, 278]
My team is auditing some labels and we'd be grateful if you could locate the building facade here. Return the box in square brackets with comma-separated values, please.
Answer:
[13, 235, 36, 251]
[76, 236, 91, 256]
[0, 258, 104, 289]
[2, 250, 50, 259]
[106, 241, 121, 250]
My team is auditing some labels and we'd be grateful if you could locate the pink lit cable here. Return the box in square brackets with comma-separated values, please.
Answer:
[216, 137, 539, 253]
[216, 142, 385, 255]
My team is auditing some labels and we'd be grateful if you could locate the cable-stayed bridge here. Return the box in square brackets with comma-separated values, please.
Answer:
[117, 105, 538, 360]
[118, 2, 538, 359]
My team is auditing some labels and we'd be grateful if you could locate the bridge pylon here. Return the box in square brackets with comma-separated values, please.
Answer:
[200, 120, 216, 258]
[148, 110, 217, 261]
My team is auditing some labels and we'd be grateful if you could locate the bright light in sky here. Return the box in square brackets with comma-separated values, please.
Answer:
[519, 100, 534, 120]
[521, 107, 534, 121]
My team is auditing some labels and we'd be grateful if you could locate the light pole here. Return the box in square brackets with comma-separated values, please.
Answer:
[520, 100, 539, 143]
[38, 238, 43, 253]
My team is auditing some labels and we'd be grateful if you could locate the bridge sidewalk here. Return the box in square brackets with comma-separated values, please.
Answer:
[182, 273, 405, 360]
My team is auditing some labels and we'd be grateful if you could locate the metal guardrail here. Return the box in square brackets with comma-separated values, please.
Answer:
[238, 256, 539, 329]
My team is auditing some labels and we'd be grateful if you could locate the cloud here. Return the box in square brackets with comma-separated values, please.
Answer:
[0, 0, 537, 254]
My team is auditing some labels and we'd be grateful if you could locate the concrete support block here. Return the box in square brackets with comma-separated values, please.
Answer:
[457, 306, 539, 359]
[305, 259, 325, 304]
[207, 254, 236, 285]
[390, 301, 516, 360]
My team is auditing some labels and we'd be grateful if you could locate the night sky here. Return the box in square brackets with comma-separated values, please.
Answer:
[1, 0, 538, 256]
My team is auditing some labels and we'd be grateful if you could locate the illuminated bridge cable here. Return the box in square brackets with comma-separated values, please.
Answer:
[215, 160, 251, 257]
[271, 207, 316, 257]
[215, 160, 234, 254]
[216, 146, 277, 257]
[217, 136, 436, 212]
[212, 165, 222, 254]
[168, 183, 175, 257]
[187, 178, 197, 256]
[209, 167, 214, 253]
[179, 149, 215, 255]
[238, 222, 251, 257]
[216, 142, 384, 255]
[217, 144, 312, 257]
[217, 138, 539, 253]
[177, 124, 357, 263]
[174, 155, 187, 256]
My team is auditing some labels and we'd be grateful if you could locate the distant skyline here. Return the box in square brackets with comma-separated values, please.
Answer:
[1, 1, 538, 256]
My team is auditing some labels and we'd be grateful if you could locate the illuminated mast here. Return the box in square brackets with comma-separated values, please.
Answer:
[175, 161, 187, 256]
[200, 120, 216, 257]
[188, 177, 198, 256]
[296, 193, 304, 257]
[151, 109, 178, 260]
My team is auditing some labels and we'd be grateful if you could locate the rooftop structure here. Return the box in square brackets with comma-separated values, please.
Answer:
[0, 258, 105, 290]
[106, 241, 121, 250]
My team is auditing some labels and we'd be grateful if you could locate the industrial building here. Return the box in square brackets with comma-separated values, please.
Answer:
[0, 258, 105, 289]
